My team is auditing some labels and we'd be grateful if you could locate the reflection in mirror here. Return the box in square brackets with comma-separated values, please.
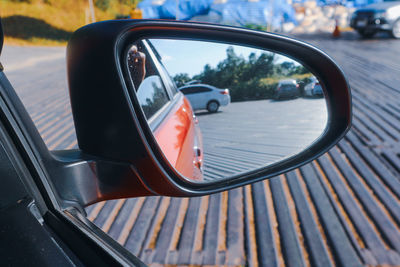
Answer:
[126, 39, 327, 183]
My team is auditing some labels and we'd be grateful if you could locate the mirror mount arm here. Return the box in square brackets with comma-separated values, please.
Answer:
[47, 150, 155, 211]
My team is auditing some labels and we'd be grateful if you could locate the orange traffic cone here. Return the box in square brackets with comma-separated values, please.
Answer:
[333, 19, 341, 38]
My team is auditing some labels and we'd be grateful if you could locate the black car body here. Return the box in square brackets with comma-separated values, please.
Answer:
[350, 1, 400, 38]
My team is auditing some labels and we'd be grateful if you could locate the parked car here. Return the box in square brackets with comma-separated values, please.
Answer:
[304, 76, 323, 97]
[0, 19, 351, 266]
[275, 79, 300, 99]
[179, 84, 231, 113]
[350, 0, 400, 38]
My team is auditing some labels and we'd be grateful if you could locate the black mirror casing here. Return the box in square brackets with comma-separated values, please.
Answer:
[65, 19, 351, 203]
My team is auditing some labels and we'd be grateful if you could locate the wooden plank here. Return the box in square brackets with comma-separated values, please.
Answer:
[101, 199, 125, 233]
[106, 198, 138, 241]
[345, 131, 400, 198]
[201, 193, 222, 265]
[318, 156, 392, 264]
[124, 197, 160, 255]
[139, 197, 170, 263]
[351, 119, 381, 146]
[312, 159, 373, 265]
[380, 149, 400, 175]
[286, 171, 333, 267]
[243, 185, 259, 267]
[329, 148, 400, 252]
[338, 136, 400, 223]
[354, 112, 396, 145]
[176, 197, 202, 264]
[92, 200, 118, 227]
[151, 198, 185, 263]
[353, 93, 400, 133]
[354, 97, 400, 139]
[251, 181, 279, 267]
[226, 188, 245, 266]
[269, 177, 306, 267]
[300, 164, 363, 267]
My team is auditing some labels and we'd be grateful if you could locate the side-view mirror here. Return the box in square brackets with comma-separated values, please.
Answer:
[52, 20, 350, 207]
[128, 38, 328, 183]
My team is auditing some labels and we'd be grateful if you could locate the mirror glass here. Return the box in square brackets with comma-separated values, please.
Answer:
[126, 39, 328, 183]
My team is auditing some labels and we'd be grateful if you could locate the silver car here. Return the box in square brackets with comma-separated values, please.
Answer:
[179, 84, 231, 113]
[304, 76, 323, 97]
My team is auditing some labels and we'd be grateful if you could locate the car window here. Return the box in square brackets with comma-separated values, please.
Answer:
[159, 63, 179, 96]
[191, 86, 212, 93]
[180, 86, 211, 94]
[127, 42, 170, 120]
[180, 87, 197, 95]
[136, 75, 169, 119]
[281, 84, 295, 89]
[145, 40, 178, 97]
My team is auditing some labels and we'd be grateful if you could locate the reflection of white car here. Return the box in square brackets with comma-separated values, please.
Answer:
[179, 84, 231, 113]
[304, 77, 323, 97]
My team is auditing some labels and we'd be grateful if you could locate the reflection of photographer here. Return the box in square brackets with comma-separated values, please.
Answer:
[127, 45, 146, 89]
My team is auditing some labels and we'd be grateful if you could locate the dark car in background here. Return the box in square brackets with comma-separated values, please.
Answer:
[275, 79, 300, 100]
[350, 0, 400, 38]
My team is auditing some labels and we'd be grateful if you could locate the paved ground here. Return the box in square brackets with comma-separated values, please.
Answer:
[198, 98, 327, 181]
[2, 31, 400, 266]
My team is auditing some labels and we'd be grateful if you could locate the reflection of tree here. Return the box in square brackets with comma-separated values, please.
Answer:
[173, 46, 312, 102]
[275, 62, 308, 76]
[140, 80, 168, 119]
[174, 107, 190, 150]
[194, 47, 275, 100]
[173, 73, 191, 87]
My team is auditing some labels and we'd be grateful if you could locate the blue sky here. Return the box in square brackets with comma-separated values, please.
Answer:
[149, 39, 301, 77]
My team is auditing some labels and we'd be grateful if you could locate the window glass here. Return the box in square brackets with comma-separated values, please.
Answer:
[145, 39, 178, 96]
[127, 42, 170, 119]
[192, 86, 212, 93]
[160, 64, 179, 96]
[136, 75, 169, 119]
[180, 87, 196, 95]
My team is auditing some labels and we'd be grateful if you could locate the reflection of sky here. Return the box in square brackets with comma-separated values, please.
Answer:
[149, 39, 300, 77]
[136, 75, 161, 105]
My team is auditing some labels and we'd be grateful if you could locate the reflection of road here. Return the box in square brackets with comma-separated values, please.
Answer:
[197, 97, 327, 181]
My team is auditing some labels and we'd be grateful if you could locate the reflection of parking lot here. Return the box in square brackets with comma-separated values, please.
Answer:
[197, 97, 327, 181]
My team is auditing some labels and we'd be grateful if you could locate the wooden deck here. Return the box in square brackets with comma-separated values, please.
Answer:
[6, 33, 400, 266]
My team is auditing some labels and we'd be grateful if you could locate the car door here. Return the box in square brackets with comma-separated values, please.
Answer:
[0, 61, 146, 267]
[179, 86, 200, 109]
[190, 86, 213, 109]
[133, 40, 203, 180]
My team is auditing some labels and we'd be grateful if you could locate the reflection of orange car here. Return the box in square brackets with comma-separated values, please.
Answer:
[133, 40, 203, 181]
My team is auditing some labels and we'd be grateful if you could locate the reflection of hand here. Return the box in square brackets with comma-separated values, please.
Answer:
[128, 45, 146, 88]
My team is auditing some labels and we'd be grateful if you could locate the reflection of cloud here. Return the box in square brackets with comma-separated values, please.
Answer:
[275, 55, 301, 66]
[162, 54, 173, 62]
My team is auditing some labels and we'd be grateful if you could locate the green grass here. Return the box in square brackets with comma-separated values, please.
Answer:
[260, 72, 314, 87]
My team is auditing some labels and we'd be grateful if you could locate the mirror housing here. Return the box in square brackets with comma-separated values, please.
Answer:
[64, 20, 351, 204]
